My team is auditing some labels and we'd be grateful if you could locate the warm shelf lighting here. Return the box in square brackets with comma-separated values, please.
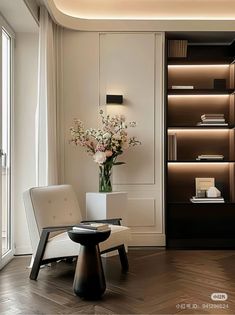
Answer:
[168, 129, 229, 133]
[168, 95, 230, 98]
[168, 162, 230, 165]
[168, 65, 230, 68]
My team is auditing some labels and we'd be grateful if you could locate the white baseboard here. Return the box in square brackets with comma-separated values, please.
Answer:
[129, 232, 166, 246]
[14, 246, 32, 255]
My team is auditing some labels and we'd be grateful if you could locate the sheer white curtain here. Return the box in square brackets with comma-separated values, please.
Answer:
[36, 6, 60, 186]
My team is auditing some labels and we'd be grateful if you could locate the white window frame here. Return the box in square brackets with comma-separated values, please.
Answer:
[0, 14, 15, 269]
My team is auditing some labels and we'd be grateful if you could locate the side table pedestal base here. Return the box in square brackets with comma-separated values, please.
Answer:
[73, 245, 106, 299]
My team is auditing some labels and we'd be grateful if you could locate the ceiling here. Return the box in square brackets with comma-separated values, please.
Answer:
[52, 0, 235, 20]
[0, 0, 38, 33]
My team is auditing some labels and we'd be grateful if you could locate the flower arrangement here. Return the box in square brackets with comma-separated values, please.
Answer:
[70, 110, 141, 192]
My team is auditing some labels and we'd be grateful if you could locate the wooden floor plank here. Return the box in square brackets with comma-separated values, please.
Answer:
[1, 250, 235, 314]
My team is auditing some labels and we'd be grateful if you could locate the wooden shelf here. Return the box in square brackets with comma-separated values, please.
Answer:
[168, 125, 234, 129]
[168, 89, 234, 95]
[166, 38, 235, 248]
[168, 57, 235, 65]
[168, 201, 235, 205]
[167, 160, 235, 163]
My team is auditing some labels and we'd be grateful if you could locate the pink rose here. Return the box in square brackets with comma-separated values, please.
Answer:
[105, 150, 113, 157]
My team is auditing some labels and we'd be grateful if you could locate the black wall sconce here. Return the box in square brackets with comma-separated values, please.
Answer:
[106, 94, 123, 104]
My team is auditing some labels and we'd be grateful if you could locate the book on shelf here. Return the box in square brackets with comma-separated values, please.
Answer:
[73, 223, 110, 232]
[202, 119, 225, 122]
[168, 40, 188, 58]
[199, 113, 227, 125]
[190, 196, 225, 203]
[197, 122, 228, 126]
[171, 85, 194, 89]
[196, 154, 224, 161]
[168, 133, 177, 160]
[201, 114, 224, 119]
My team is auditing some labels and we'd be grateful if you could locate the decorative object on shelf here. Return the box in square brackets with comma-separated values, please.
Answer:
[70, 110, 141, 192]
[196, 154, 224, 161]
[195, 177, 215, 196]
[168, 132, 177, 160]
[206, 186, 221, 198]
[213, 79, 226, 90]
[197, 113, 228, 126]
[196, 189, 206, 198]
[193, 180, 224, 203]
[168, 40, 188, 58]
[106, 94, 123, 104]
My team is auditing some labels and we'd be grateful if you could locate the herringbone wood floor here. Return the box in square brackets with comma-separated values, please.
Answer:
[1, 249, 235, 314]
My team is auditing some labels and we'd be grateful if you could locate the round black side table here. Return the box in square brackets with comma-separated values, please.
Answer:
[68, 228, 111, 300]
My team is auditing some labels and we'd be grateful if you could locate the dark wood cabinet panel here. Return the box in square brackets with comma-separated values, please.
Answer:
[167, 203, 235, 248]
[166, 36, 235, 248]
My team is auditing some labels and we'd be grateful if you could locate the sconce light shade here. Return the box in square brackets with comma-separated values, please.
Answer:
[106, 94, 123, 104]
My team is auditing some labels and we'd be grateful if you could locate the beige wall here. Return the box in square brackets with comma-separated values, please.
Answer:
[14, 32, 38, 254]
[13, 29, 164, 251]
[61, 30, 165, 245]
[61, 31, 100, 219]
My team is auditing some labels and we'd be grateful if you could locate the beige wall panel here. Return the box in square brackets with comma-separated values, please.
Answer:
[61, 31, 165, 245]
[100, 33, 155, 185]
[127, 198, 155, 227]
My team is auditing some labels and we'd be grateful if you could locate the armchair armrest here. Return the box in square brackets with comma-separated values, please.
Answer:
[30, 224, 77, 280]
[42, 225, 75, 233]
[81, 218, 122, 226]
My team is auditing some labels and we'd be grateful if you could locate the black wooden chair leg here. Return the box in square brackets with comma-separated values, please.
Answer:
[30, 230, 50, 280]
[118, 245, 129, 272]
[30, 258, 42, 280]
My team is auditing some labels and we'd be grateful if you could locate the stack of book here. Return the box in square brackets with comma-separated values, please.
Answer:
[168, 133, 177, 160]
[168, 40, 188, 58]
[190, 196, 225, 203]
[197, 114, 228, 126]
[73, 223, 110, 232]
[171, 85, 194, 89]
[196, 154, 224, 161]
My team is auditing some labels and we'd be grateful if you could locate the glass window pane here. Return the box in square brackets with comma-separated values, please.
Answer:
[2, 29, 11, 256]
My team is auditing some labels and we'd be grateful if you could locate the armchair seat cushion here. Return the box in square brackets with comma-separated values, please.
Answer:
[43, 224, 130, 260]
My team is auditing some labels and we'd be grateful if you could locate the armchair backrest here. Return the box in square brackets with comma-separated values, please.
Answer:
[23, 185, 82, 255]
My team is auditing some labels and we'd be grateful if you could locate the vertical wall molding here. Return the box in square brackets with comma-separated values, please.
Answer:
[60, 31, 165, 245]
[99, 32, 165, 245]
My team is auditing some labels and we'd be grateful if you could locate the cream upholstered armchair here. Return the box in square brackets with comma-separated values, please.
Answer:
[23, 185, 130, 280]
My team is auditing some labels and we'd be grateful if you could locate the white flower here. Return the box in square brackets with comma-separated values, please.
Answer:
[93, 151, 107, 164]
[129, 121, 136, 127]
[103, 132, 111, 139]
[113, 134, 121, 141]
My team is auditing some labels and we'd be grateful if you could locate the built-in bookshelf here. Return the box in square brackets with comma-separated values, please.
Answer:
[166, 36, 235, 248]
